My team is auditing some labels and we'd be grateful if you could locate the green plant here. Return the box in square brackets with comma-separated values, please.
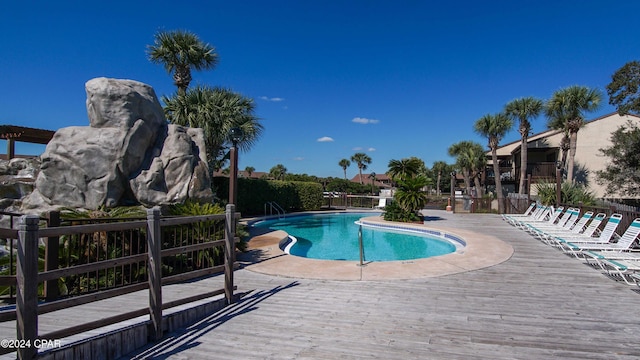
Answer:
[534, 181, 596, 206]
[383, 200, 421, 222]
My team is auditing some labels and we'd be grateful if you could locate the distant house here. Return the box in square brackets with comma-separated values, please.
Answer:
[350, 173, 393, 188]
[486, 112, 640, 198]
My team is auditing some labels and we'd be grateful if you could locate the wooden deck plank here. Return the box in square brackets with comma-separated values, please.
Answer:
[2, 211, 640, 359]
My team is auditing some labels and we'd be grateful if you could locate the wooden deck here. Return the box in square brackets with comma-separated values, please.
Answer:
[4, 211, 640, 359]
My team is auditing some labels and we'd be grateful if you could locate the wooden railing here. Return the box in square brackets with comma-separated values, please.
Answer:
[0, 205, 239, 359]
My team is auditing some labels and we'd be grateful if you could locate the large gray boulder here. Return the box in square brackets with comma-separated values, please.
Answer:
[22, 77, 213, 211]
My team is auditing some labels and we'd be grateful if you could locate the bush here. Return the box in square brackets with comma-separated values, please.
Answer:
[534, 181, 596, 206]
[383, 200, 422, 222]
[213, 177, 323, 216]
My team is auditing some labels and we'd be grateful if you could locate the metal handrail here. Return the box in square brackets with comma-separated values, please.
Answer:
[264, 201, 285, 219]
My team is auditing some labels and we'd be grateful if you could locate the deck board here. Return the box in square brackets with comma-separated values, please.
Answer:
[2, 211, 640, 359]
[127, 211, 640, 359]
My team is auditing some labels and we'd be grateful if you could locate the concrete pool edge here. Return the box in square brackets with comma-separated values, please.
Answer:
[239, 215, 514, 281]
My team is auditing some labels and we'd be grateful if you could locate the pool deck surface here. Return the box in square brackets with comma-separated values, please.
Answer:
[126, 209, 640, 359]
[4, 210, 640, 359]
[241, 213, 514, 280]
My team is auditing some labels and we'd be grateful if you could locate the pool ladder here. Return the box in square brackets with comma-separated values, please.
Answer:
[264, 201, 285, 219]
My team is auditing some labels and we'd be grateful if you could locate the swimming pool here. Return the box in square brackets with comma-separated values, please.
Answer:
[250, 212, 459, 261]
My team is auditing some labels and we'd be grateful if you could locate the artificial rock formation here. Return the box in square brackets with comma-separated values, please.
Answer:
[22, 77, 213, 211]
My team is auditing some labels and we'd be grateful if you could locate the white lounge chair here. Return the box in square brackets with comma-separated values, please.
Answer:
[528, 211, 593, 241]
[375, 198, 387, 209]
[504, 204, 549, 226]
[542, 212, 605, 246]
[502, 202, 536, 222]
[511, 205, 556, 229]
[565, 217, 640, 258]
[554, 213, 622, 251]
[525, 207, 579, 234]
[597, 258, 640, 285]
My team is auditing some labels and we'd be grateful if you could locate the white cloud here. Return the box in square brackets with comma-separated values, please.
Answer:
[317, 136, 334, 142]
[293, 157, 304, 161]
[259, 96, 285, 102]
[352, 117, 380, 124]
[352, 146, 375, 152]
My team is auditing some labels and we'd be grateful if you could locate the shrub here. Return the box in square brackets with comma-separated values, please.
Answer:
[534, 181, 596, 206]
[213, 177, 323, 216]
[383, 200, 422, 222]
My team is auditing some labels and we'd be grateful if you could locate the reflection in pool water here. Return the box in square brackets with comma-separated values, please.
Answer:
[251, 213, 456, 261]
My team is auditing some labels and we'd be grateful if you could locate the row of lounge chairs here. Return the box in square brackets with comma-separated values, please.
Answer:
[503, 203, 640, 286]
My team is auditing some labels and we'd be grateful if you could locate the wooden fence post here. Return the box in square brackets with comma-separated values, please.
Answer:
[225, 204, 236, 304]
[45, 210, 60, 301]
[17, 215, 39, 360]
[146, 207, 163, 341]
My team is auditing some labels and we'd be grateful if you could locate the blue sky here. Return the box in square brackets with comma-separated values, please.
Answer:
[2, 1, 639, 179]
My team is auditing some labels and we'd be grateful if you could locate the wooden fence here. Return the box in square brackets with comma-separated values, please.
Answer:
[0, 205, 239, 359]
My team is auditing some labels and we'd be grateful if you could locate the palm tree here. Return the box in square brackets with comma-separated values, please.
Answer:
[460, 142, 486, 198]
[244, 166, 255, 177]
[431, 161, 448, 196]
[148, 30, 218, 95]
[474, 113, 513, 213]
[269, 164, 287, 180]
[338, 159, 351, 179]
[163, 85, 263, 173]
[505, 97, 544, 194]
[394, 176, 429, 218]
[351, 152, 372, 184]
[448, 141, 474, 193]
[545, 86, 602, 183]
[448, 141, 485, 197]
[369, 172, 377, 194]
[387, 158, 422, 182]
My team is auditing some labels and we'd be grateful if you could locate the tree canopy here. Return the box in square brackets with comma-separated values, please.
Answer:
[607, 60, 640, 116]
[596, 121, 640, 197]
[148, 30, 218, 95]
[162, 85, 263, 172]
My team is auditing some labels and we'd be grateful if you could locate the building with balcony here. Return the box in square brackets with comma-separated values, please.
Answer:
[486, 112, 640, 198]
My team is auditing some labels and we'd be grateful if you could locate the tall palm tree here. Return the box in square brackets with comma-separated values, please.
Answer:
[163, 85, 263, 173]
[474, 113, 513, 213]
[431, 161, 448, 196]
[351, 152, 372, 184]
[545, 85, 602, 183]
[448, 141, 485, 197]
[460, 142, 486, 198]
[387, 158, 422, 182]
[244, 166, 255, 177]
[338, 159, 351, 179]
[148, 30, 218, 95]
[505, 97, 544, 194]
[448, 141, 474, 193]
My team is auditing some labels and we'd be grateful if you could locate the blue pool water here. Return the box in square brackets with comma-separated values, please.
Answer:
[251, 213, 456, 261]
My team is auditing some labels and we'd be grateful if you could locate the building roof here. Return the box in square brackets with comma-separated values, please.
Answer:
[0, 125, 55, 144]
[491, 112, 640, 156]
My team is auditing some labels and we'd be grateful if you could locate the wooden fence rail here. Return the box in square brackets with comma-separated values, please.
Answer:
[5, 204, 238, 359]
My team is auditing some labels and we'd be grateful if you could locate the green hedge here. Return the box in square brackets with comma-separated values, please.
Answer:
[213, 177, 323, 215]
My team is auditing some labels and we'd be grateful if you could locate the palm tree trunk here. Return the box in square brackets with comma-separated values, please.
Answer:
[436, 172, 441, 196]
[359, 168, 363, 184]
[462, 169, 471, 195]
[567, 131, 578, 183]
[519, 136, 528, 194]
[473, 175, 483, 198]
[492, 149, 504, 213]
